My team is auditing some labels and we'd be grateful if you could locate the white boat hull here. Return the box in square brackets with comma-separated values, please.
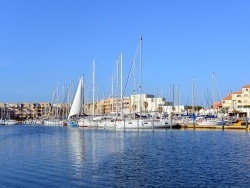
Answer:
[0, 119, 19, 125]
[104, 119, 179, 129]
[196, 119, 228, 126]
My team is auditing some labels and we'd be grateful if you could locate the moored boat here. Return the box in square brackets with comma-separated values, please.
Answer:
[0, 119, 19, 125]
[196, 117, 228, 126]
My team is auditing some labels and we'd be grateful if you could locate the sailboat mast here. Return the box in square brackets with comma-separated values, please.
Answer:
[212, 72, 215, 110]
[139, 35, 142, 119]
[92, 59, 95, 117]
[133, 57, 136, 116]
[116, 58, 119, 117]
[120, 53, 123, 118]
[82, 75, 84, 116]
[172, 84, 175, 115]
[178, 85, 180, 115]
[111, 76, 114, 112]
[56, 82, 59, 119]
[192, 77, 195, 114]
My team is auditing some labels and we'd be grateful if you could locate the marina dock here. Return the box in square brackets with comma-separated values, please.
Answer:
[180, 124, 249, 130]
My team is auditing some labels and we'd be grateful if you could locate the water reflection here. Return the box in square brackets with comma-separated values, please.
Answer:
[67, 127, 85, 169]
[1, 125, 250, 187]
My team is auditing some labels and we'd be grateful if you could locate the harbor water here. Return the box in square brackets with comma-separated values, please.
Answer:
[1, 124, 250, 187]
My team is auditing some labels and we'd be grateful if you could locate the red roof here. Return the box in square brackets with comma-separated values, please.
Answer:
[223, 95, 232, 100]
[243, 85, 250, 88]
[232, 91, 242, 94]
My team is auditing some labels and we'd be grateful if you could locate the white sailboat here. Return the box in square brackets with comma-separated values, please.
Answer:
[78, 60, 99, 128]
[105, 35, 178, 130]
[67, 75, 84, 127]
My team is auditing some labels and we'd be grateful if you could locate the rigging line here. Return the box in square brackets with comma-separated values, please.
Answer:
[106, 59, 120, 98]
[185, 87, 191, 106]
[204, 89, 210, 108]
[214, 75, 222, 101]
[206, 88, 213, 107]
[84, 62, 94, 103]
[123, 58, 135, 96]
[122, 42, 140, 96]
[62, 85, 69, 103]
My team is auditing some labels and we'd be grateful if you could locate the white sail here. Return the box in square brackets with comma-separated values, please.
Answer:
[68, 75, 83, 119]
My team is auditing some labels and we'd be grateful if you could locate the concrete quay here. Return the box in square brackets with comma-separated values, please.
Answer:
[180, 124, 249, 130]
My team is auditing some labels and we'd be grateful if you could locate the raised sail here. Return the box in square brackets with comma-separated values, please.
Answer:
[68, 75, 84, 119]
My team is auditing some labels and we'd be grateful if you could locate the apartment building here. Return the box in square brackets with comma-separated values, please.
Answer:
[0, 102, 70, 120]
[0, 93, 183, 120]
[222, 85, 250, 116]
[84, 97, 130, 116]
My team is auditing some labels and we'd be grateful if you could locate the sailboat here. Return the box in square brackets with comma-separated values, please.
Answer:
[105, 35, 179, 130]
[67, 75, 84, 127]
[77, 60, 100, 128]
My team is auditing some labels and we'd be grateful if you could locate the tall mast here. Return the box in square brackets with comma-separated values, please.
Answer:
[139, 35, 142, 119]
[212, 72, 215, 111]
[82, 75, 84, 116]
[111, 76, 114, 112]
[192, 77, 195, 114]
[120, 53, 123, 118]
[56, 82, 59, 119]
[178, 85, 180, 115]
[116, 58, 119, 117]
[133, 57, 136, 115]
[92, 59, 95, 117]
[172, 84, 174, 115]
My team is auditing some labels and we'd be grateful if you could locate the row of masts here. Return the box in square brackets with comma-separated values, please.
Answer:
[91, 35, 143, 118]
[50, 35, 222, 120]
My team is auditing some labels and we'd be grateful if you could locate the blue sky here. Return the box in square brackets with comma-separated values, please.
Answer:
[0, 0, 249, 107]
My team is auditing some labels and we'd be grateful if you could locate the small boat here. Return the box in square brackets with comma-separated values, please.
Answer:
[196, 117, 228, 126]
[0, 119, 19, 125]
[43, 119, 63, 126]
[67, 121, 78, 127]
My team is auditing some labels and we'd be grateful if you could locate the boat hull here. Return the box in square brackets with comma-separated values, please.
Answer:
[104, 119, 179, 129]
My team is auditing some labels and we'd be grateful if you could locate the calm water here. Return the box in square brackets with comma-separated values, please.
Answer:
[1, 125, 250, 187]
